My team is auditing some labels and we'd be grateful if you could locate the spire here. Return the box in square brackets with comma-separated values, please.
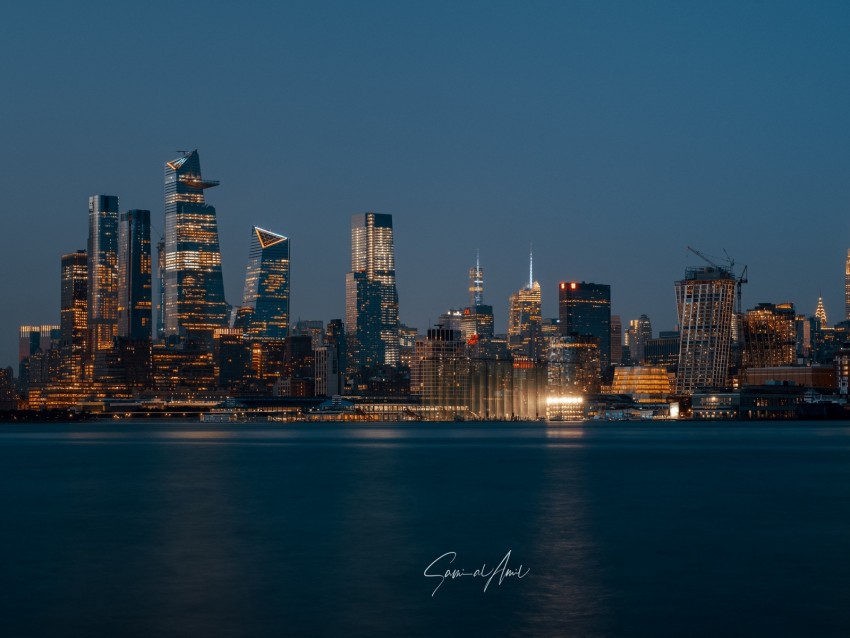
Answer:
[529, 244, 533, 290]
[816, 296, 828, 327]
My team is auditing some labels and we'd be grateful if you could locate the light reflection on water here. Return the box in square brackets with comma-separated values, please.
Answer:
[1, 422, 850, 636]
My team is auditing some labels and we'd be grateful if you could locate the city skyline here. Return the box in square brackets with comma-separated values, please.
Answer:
[3, 3, 850, 370]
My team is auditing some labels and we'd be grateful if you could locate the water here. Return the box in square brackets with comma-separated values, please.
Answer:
[1, 421, 849, 637]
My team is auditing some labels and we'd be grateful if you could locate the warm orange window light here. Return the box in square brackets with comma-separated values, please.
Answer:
[570, 282, 577, 289]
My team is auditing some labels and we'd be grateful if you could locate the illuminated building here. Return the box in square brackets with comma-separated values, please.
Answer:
[742, 303, 796, 370]
[345, 213, 400, 370]
[675, 265, 736, 394]
[156, 238, 165, 340]
[508, 253, 542, 359]
[325, 320, 347, 391]
[87, 195, 119, 362]
[461, 254, 495, 352]
[625, 314, 652, 365]
[398, 324, 418, 368]
[845, 249, 850, 320]
[19, 325, 60, 386]
[117, 210, 152, 342]
[547, 334, 601, 395]
[60, 250, 88, 381]
[163, 150, 228, 344]
[815, 296, 828, 327]
[240, 226, 290, 340]
[610, 366, 672, 403]
[413, 328, 470, 415]
[558, 281, 611, 371]
[469, 251, 484, 306]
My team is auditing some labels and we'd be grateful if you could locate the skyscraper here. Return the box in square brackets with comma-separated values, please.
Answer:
[163, 150, 228, 344]
[117, 210, 152, 342]
[60, 250, 88, 380]
[845, 249, 850, 320]
[508, 254, 542, 360]
[345, 213, 400, 370]
[240, 226, 290, 340]
[815, 296, 828, 327]
[675, 265, 736, 394]
[462, 253, 495, 348]
[87, 195, 119, 360]
[558, 281, 612, 370]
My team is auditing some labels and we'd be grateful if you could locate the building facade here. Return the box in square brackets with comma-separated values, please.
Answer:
[240, 226, 290, 340]
[345, 212, 400, 370]
[558, 281, 611, 370]
[60, 250, 88, 381]
[675, 266, 736, 394]
[87, 195, 119, 361]
[117, 210, 152, 342]
[163, 150, 228, 344]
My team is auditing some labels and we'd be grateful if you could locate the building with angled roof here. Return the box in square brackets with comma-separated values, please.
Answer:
[239, 226, 290, 340]
[162, 150, 228, 344]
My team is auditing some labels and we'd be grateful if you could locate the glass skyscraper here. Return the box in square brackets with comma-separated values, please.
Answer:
[60, 250, 88, 380]
[558, 281, 612, 371]
[163, 150, 228, 344]
[240, 226, 290, 340]
[87, 195, 119, 360]
[345, 212, 400, 369]
[117, 209, 152, 342]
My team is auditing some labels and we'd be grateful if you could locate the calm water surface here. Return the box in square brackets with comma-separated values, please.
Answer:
[1, 420, 849, 637]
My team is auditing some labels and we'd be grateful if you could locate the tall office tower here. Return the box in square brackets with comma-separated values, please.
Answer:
[610, 315, 623, 366]
[18, 325, 60, 385]
[462, 254, 495, 349]
[163, 150, 228, 344]
[625, 314, 652, 365]
[742, 303, 796, 369]
[345, 212, 400, 370]
[846, 249, 850, 320]
[87, 195, 119, 360]
[60, 250, 88, 380]
[240, 226, 290, 340]
[674, 265, 736, 394]
[558, 281, 612, 370]
[117, 210, 152, 341]
[469, 251, 484, 307]
[507, 251, 543, 359]
[156, 238, 165, 340]
[815, 296, 828, 327]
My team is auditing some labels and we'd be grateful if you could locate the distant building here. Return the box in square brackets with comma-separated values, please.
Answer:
[675, 265, 736, 394]
[508, 253, 543, 360]
[610, 315, 623, 366]
[60, 250, 88, 381]
[845, 248, 850, 320]
[644, 331, 680, 371]
[742, 303, 796, 369]
[558, 281, 611, 371]
[345, 213, 400, 370]
[815, 296, 828, 327]
[240, 227, 290, 340]
[625, 314, 652, 365]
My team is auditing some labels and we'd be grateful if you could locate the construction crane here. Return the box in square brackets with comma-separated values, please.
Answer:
[687, 246, 748, 314]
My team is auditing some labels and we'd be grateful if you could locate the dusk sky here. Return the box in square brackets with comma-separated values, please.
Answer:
[2, 2, 850, 369]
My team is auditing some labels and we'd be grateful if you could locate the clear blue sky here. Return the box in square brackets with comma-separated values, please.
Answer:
[2, 1, 850, 369]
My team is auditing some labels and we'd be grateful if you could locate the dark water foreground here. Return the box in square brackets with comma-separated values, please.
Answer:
[1, 421, 849, 637]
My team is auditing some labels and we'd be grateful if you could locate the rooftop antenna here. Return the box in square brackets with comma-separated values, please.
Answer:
[529, 243, 533, 289]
